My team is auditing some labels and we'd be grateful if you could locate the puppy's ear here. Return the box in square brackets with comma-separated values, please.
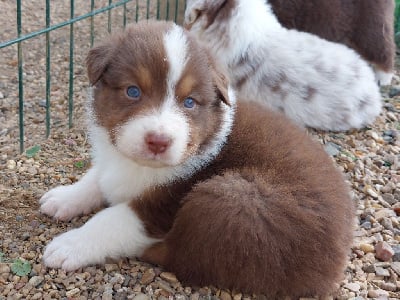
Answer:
[198, 0, 236, 28]
[86, 42, 114, 85]
[205, 49, 231, 106]
[212, 66, 231, 106]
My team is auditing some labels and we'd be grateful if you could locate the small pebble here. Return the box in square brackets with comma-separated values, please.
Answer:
[380, 282, 397, 291]
[0, 263, 10, 274]
[382, 193, 396, 205]
[375, 241, 395, 261]
[389, 85, 400, 97]
[38, 99, 47, 108]
[375, 209, 396, 221]
[360, 221, 372, 230]
[344, 282, 360, 292]
[363, 264, 376, 273]
[140, 268, 155, 285]
[190, 293, 200, 300]
[132, 294, 150, 300]
[391, 262, 400, 276]
[368, 289, 389, 298]
[7, 159, 16, 170]
[104, 263, 119, 272]
[392, 245, 400, 262]
[160, 272, 178, 284]
[28, 276, 43, 288]
[375, 266, 390, 277]
[232, 294, 243, 300]
[324, 142, 341, 156]
[220, 290, 232, 300]
[366, 187, 379, 199]
[66, 288, 80, 297]
[360, 243, 375, 253]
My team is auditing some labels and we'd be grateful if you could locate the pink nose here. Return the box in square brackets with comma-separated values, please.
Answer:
[145, 133, 171, 155]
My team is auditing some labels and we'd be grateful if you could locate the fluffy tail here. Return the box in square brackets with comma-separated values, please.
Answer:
[144, 170, 353, 298]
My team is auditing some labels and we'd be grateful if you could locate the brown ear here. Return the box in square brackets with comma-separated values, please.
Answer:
[204, 0, 235, 28]
[86, 42, 114, 85]
[212, 67, 231, 106]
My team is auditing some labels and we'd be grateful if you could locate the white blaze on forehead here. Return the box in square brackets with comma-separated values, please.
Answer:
[163, 24, 189, 103]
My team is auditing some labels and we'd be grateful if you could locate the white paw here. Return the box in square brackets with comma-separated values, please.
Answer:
[43, 203, 159, 271]
[39, 169, 103, 221]
[43, 228, 104, 271]
[40, 186, 87, 221]
[374, 69, 393, 86]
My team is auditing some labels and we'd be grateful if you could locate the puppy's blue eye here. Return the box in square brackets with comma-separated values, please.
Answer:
[183, 97, 195, 109]
[127, 86, 141, 99]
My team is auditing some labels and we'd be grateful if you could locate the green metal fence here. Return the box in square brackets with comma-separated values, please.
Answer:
[0, 0, 186, 153]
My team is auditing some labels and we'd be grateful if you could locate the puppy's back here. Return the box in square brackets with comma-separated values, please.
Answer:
[160, 101, 354, 298]
[269, 0, 395, 73]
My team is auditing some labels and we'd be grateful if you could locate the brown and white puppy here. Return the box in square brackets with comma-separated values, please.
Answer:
[40, 21, 354, 298]
[269, 0, 396, 85]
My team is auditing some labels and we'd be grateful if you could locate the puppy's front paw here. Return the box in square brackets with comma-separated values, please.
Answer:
[40, 185, 85, 221]
[40, 169, 103, 221]
[43, 228, 103, 271]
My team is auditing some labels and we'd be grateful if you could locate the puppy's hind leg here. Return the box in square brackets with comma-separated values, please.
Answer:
[142, 170, 350, 298]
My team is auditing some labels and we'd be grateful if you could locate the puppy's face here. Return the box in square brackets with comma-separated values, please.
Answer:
[87, 21, 231, 168]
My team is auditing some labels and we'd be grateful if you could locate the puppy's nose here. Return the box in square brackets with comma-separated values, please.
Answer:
[145, 133, 171, 155]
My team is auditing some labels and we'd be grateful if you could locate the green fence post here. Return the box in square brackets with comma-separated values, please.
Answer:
[108, 0, 113, 33]
[45, 0, 51, 138]
[17, 0, 24, 153]
[68, 0, 75, 128]
[90, 0, 95, 47]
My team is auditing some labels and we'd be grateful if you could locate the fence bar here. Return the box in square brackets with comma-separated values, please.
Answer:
[166, 0, 170, 20]
[0, 0, 132, 49]
[175, 0, 179, 23]
[123, 2, 127, 27]
[135, 0, 139, 22]
[68, 0, 75, 128]
[17, 0, 24, 153]
[45, 0, 51, 138]
[146, 0, 150, 19]
[90, 0, 95, 47]
[108, 0, 112, 33]
[156, 0, 160, 19]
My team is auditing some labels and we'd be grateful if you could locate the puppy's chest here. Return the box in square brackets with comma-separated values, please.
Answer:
[95, 157, 177, 205]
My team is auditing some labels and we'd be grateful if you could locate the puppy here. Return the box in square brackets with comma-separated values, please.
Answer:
[269, 0, 396, 86]
[184, 0, 382, 131]
[40, 21, 354, 298]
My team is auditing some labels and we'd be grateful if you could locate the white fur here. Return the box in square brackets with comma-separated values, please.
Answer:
[374, 68, 393, 86]
[39, 168, 104, 221]
[43, 203, 158, 271]
[115, 104, 190, 168]
[185, 0, 382, 131]
[164, 24, 189, 98]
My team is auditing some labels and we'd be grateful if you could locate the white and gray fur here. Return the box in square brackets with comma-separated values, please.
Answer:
[185, 0, 382, 131]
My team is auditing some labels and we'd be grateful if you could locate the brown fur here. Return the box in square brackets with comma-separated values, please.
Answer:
[88, 21, 354, 298]
[269, 0, 396, 72]
[139, 102, 354, 298]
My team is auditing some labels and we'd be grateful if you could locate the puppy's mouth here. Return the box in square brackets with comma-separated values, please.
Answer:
[133, 156, 175, 168]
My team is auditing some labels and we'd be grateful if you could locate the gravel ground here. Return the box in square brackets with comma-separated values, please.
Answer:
[1, 1, 400, 299]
